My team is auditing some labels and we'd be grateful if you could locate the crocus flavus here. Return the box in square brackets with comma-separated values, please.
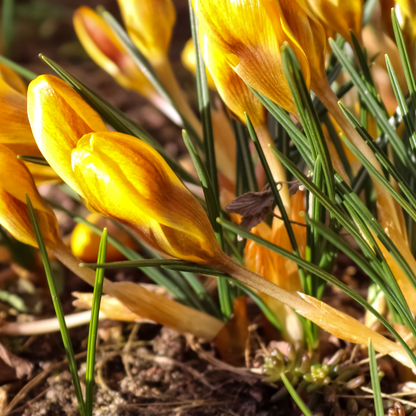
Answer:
[117, 0, 203, 137]
[0, 64, 60, 185]
[193, 0, 327, 114]
[71, 213, 137, 262]
[201, 33, 287, 197]
[305, 0, 363, 42]
[116, 0, 176, 61]
[27, 74, 108, 196]
[0, 144, 60, 247]
[71, 131, 224, 264]
[181, 38, 216, 90]
[379, 0, 416, 63]
[73, 6, 181, 125]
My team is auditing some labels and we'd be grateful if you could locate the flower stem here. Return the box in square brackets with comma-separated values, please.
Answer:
[153, 59, 203, 138]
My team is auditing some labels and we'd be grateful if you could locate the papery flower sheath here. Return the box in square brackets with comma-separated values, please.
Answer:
[27, 74, 108, 196]
[71, 131, 223, 264]
[0, 144, 60, 247]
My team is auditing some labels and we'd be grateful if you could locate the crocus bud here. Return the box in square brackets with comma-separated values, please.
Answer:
[305, 0, 363, 42]
[71, 213, 137, 262]
[71, 131, 224, 264]
[73, 6, 181, 125]
[193, 0, 326, 114]
[0, 63, 38, 157]
[27, 74, 108, 196]
[181, 38, 216, 90]
[0, 144, 60, 247]
[0, 64, 60, 185]
[116, 0, 176, 61]
[73, 7, 156, 97]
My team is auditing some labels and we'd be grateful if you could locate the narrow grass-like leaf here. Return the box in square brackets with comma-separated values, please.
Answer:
[281, 373, 313, 416]
[182, 130, 231, 319]
[385, 55, 416, 152]
[26, 196, 86, 416]
[100, 9, 203, 150]
[363, 0, 378, 25]
[248, 86, 314, 169]
[340, 132, 416, 222]
[48, 200, 207, 312]
[391, 9, 416, 115]
[245, 113, 306, 289]
[0, 55, 37, 80]
[1, 0, 15, 53]
[368, 340, 384, 416]
[85, 229, 107, 415]
[218, 218, 416, 367]
[39, 55, 198, 186]
[232, 119, 258, 193]
[17, 155, 49, 166]
[188, 1, 219, 199]
[329, 38, 416, 176]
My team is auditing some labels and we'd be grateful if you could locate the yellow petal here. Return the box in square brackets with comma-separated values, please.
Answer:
[201, 32, 267, 127]
[117, 0, 176, 60]
[0, 74, 33, 146]
[279, 0, 327, 87]
[71, 213, 137, 262]
[305, 0, 363, 43]
[27, 75, 108, 196]
[73, 7, 157, 98]
[193, 0, 309, 115]
[181, 38, 217, 90]
[0, 62, 26, 95]
[0, 144, 60, 247]
[72, 131, 223, 263]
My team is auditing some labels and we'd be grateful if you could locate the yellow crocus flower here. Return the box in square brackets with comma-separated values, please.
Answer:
[0, 144, 60, 247]
[116, 0, 176, 60]
[201, 33, 286, 193]
[27, 74, 108, 196]
[73, 6, 181, 125]
[71, 213, 137, 262]
[181, 38, 217, 90]
[193, 0, 326, 115]
[117, 0, 202, 137]
[305, 0, 363, 42]
[0, 63, 60, 185]
[380, 0, 416, 58]
[71, 131, 223, 264]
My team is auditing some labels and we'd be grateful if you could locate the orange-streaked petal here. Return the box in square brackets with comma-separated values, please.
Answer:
[73, 7, 157, 98]
[193, 0, 309, 115]
[27, 74, 108, 196]
[306, 0, 363, 43]
[0, 62, 26, 95]
[201, 33, 267, 127]
[0, 144, 59, 247]
[72, 131, 222, 263]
